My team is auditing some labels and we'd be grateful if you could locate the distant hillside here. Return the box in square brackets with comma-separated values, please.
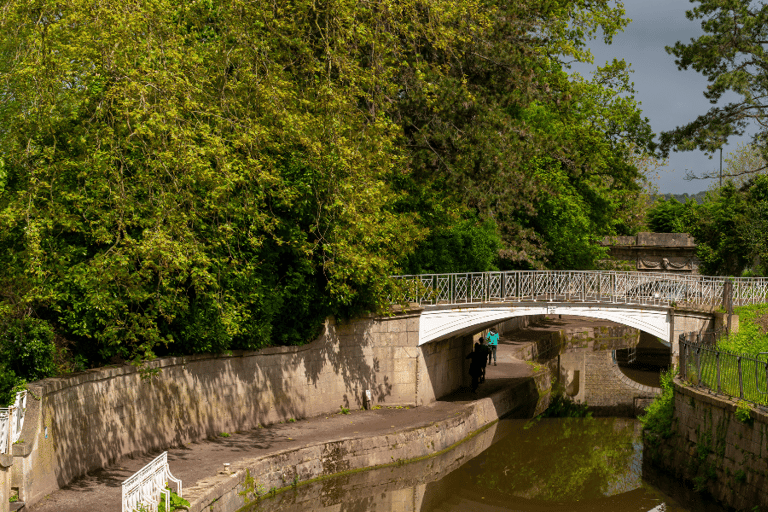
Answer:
[651, 190, 709, 204]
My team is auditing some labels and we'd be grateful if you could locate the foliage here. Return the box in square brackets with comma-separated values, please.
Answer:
[401, 215, 502, 274]
[157, 487, 190, 512]
[0, 317, 56, 405]
[645, 197, 698, 234]
[392, 3, 655, 271]
[648, 178, 768, 276]
[534, 392, 592, 419]
[0, 0, 658, 368]
[639, 368, 676, 438]
[0, 0, 448, 364]
[735, 400, 753, 425]
[706, 143, 768, 191]
[717, 304, 768, 355]
[659, 0, 768, 174]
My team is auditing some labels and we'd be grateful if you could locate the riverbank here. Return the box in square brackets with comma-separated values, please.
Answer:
[25, 355, 549, 512]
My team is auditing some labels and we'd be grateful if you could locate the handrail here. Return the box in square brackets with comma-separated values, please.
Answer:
[122, 451, 182, 512]
[680, 338, 768, 407]
[0, 391, 27, 454]
[390, 271, 768, 309]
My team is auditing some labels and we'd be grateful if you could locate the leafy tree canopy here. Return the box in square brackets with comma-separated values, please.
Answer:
[0, 0, 655, 384]
[660, 0, 768, 177]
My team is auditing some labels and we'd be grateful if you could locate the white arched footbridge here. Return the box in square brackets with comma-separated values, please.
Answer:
[391, 271, 768, 353]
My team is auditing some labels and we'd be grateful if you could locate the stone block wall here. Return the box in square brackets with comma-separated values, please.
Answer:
[580, 350, 660, 416]
[418, 335, 473, 405]
[0, 455, 11, 512]
[11, 310, 475, 507]
[645, 380, 768, 511]
[600, 232, 700, 274]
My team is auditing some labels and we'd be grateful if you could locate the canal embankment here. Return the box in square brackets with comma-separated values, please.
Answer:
[644, 378, 768, 511]
[23, 347, 549, 512]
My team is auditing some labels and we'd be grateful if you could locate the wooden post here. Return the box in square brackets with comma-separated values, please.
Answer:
[724, 280, 734, 335]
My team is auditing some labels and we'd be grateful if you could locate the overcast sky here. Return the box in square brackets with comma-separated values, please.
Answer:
[569, 0, 753, 195]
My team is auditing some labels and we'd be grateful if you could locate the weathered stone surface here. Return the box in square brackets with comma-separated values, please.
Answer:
[646, 380, 768, 511]
[600, 232, 700, 274]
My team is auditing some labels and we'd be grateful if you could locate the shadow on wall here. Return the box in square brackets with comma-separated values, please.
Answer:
[14, 310, 435, 506]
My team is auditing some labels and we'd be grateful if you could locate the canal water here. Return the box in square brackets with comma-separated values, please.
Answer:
[239, 415, 726, 512]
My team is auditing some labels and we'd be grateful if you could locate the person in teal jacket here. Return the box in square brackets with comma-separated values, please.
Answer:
[485, 329, 499, 365]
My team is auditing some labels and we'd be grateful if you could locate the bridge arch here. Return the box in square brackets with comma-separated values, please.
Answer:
[418, 303, 673, 346]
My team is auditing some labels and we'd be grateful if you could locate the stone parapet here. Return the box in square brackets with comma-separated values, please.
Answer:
[600, 232, 700, 274]
[0, 454, 12, 512]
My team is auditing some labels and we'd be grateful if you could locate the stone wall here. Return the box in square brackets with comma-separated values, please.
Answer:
[600, 232, 700, 274]
[578, 350, 660, 416]
[0, 455, 11, 512]
[11, 311, 475, 507]
[644, 380, 768, 511]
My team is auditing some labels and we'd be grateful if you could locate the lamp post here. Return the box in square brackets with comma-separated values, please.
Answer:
[720, 146, 723, 188]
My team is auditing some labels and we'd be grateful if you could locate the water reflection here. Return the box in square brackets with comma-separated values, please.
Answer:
[241, 418, 705, 512]
[461, 418, 641, 501]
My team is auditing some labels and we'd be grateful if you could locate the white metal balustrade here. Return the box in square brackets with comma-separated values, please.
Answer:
[390, 271, 768, 309]
[0, 391, 27, 454]
[122, 451, 182, 512]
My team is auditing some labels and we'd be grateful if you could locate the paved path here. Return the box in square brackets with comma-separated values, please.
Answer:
[24, 343, 537, 512]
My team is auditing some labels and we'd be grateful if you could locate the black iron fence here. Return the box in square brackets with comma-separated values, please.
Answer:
[679, 334, 768, 407]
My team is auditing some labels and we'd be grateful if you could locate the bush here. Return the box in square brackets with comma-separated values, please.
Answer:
[0, 364, 23, 407]
[640, 368, 676, 438]
[0, 317, 57, 404]
[0, 317, 57, 382]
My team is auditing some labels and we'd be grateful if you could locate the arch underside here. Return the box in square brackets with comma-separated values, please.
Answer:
[419, 304, 672, 347]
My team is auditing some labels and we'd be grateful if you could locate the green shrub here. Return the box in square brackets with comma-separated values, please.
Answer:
[0, 317, 57, 381]
[0, 365, 22, 407]
[640, 368, 676, 438]
[0, 317, 57, 406]
[735, 400, 753, 424]
[157, 487, 190, 512]
[537, 392, 592, 419]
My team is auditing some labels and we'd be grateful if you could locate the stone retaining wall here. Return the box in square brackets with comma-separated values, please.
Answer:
[11, 311, 476, 507]
[644, 380, 768, 511]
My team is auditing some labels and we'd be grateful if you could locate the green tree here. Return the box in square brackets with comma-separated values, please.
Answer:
[692, 183, 749, 276]
[660, 0, 768, 172]
[646, 197, 699, 233]
[1, 0, 477, 363]
[393, 3, 655, 271]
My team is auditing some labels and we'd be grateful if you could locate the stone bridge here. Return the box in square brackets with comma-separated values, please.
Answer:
[392, 271, 768, 362]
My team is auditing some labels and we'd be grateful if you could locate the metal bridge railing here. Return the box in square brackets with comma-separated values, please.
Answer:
[679, 335, 768, 407]
[0, 391, 27, 454]
[390, 271, 768, 309]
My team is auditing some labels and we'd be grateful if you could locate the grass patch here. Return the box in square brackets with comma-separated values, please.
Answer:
[718, 304, 768, 355]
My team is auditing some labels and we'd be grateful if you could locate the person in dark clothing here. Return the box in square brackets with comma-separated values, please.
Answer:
[479, 337, 489, 383]
[466, 340, 487, 393]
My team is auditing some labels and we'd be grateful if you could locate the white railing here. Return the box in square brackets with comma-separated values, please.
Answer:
[122, 451, 182, 512]
[0, 391, 27, 454]
[390, 271, 768, 309]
